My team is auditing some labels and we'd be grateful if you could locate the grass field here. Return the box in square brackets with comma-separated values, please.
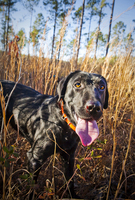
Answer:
[0, 35, 135, 200]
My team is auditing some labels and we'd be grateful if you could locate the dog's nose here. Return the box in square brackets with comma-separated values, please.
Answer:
[86, 100, 101, 113]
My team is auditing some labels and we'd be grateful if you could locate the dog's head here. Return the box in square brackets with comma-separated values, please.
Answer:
[57, 71, 109, 146]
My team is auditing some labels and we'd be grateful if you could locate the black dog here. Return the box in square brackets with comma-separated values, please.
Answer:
[0, 71, 108, 198]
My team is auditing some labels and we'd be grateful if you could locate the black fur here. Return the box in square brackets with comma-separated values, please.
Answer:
[0, 71, 108, 198]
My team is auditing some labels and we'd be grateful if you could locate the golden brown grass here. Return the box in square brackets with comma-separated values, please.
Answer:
[0, 16, 135, 199]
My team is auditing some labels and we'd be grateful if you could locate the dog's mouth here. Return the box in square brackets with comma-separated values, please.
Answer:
[60, 99, 99, 147]
[74, 114, 99, 147]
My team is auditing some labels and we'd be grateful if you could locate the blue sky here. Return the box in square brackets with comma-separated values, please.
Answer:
[12, 0, 135, 35]
[2, 0, 135, 58]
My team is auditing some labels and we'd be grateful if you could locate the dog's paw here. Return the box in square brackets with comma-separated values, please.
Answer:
[71, 192, 82, 199]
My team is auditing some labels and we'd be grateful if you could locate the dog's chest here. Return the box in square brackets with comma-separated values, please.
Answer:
[60, 130, 79, 150]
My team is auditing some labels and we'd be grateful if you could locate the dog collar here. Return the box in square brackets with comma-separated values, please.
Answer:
[60, 99, 76, 131]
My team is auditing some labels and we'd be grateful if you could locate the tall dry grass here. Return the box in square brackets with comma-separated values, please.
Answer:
[0, 12, 135, 199]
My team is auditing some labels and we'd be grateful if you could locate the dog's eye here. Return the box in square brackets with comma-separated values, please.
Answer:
[75, 82, 81, 88]
[99, 85, 105, 90]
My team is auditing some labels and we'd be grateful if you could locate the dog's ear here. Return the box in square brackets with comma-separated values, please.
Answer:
[103, 86, 109, 109]
[57, 70, 80, 101]
[57, 78, 65, 101]
[100, 76, 109, 109]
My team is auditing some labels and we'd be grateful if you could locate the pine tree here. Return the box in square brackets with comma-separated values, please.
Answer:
[17, 28, 27, 50]
[112, 21, 126, 43]
[94, 0, 108, 60]
[73, 0, 85, 66]
[0, 0, 18, 51]
[30, 13, 45, 53]
[57, 0, 73, 61]
[43, 0, 62, 60]
[22, 0, 40, 56]
[106, 0, 115, 57]
[86, 0, 100, 42]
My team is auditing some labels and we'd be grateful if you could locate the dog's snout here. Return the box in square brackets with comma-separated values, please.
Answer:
[86, 100, 101, 113]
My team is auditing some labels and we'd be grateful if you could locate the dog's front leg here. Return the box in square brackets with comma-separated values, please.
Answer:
[60, 148, 80, 199]
[26, 148, 42, 200]
[26, 140, 55, 199]
[27, 149, 42, 183]
[61, 151, 74, 197]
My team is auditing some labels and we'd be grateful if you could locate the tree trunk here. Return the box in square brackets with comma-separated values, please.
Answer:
[51, 7, 57, 61]
[58, 37, 62, 61]
[6, 0, 10, 52]
[75, 0, 85, 66]
[94, 8, 102, 60]
[87, 11, 92, 42]
[3, 7, 7, 50]
[28, 11, 33, 57]
[106, 0, 115, 57]
[0, 1, 7, 50]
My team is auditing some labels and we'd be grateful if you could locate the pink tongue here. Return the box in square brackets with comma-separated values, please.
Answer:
[76, 118, 99, 146]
